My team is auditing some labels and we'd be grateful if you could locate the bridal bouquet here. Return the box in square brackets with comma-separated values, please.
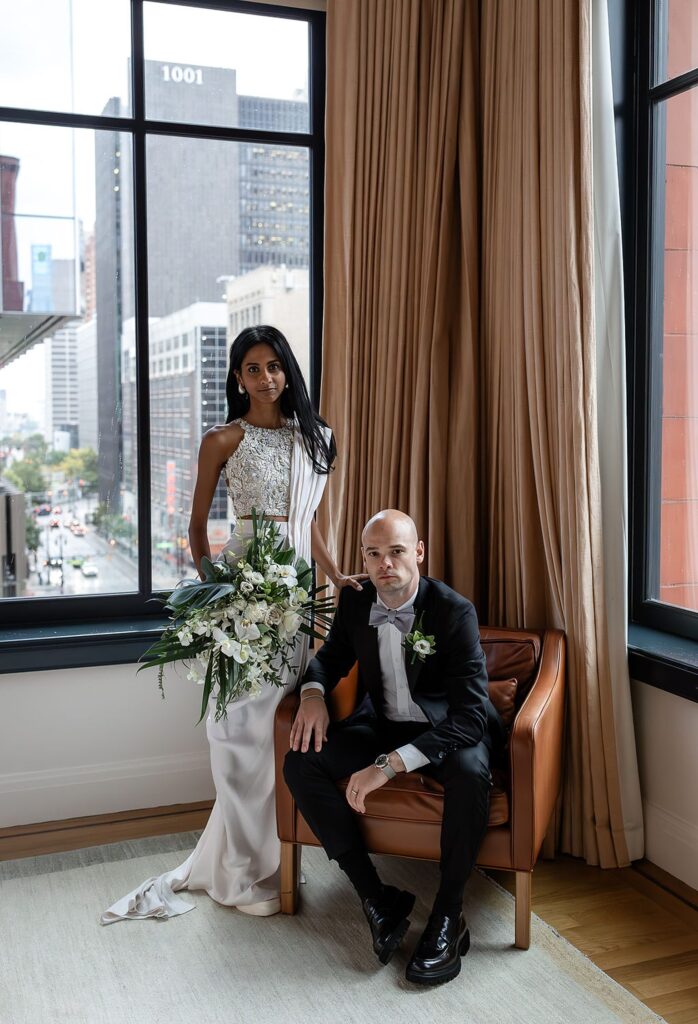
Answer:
[140, 512, 334, 722]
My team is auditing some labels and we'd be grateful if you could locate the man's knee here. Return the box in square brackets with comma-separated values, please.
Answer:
[443, 744, 491, 790]
[283, 746, 322, 790]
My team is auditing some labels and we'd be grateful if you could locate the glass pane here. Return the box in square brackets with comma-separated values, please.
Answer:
[654, 89, 698, 612]
[0, 0, 131, 117]
[143, 3, 309, 132]
[0, 123, 137, 599]
[657, 0, 698, 83]
[145, 135, 310, 590]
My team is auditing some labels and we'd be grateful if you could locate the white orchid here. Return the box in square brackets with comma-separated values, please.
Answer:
[234, 619, 261, 642]
[177, 626, 194, 647]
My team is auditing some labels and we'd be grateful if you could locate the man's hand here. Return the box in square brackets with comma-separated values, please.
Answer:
[346, 765, 389, 814]
[290, 694, 330, 753]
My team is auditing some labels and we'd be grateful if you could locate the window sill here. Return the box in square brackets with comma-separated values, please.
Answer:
[628, 624, 698, 703]
[0, 618, 168, 675]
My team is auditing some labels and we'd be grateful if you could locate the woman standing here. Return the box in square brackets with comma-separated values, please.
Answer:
[102, 326, 362, 924]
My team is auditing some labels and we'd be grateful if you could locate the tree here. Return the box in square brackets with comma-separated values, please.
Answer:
[5, 460, 47, 496]
[25, 518, 41, 554]
[59, 448, 98, 493]
[23, 433, 48, 462]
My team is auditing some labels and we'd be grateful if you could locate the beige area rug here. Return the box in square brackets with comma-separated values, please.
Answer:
[0, 835, 665, 1024]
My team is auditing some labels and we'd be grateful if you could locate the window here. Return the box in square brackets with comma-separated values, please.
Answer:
[0, 0, 324, 639]
[628, 1, 698, 645]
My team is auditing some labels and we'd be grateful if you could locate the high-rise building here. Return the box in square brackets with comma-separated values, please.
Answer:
[44, 324, 79, 447]
[75, 319, 98, 451]
[95, 97, 125, 511]
[0, 155, 23, 312]
[83, 231, 96, 323]
[238, 96, 309, 274]
[121, 302, 229, 584]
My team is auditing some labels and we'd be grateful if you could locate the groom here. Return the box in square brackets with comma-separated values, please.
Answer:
[283, 509, 503, 985]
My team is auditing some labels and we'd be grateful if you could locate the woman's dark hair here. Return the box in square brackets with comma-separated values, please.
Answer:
[225, 325, 336, 474]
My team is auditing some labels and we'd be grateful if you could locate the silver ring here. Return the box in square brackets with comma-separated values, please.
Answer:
[351, 788, 358, 795]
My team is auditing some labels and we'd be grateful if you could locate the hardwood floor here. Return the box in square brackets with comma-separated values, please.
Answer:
[489, 857, 698, 1024]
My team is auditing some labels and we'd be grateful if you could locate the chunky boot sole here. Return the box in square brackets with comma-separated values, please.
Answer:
[373, 891, 416, 965]
[405, 927, 471, 985]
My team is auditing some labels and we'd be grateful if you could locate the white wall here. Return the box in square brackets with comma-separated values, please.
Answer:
[631, 679, 698, 890]
[0, 662, 214, 829]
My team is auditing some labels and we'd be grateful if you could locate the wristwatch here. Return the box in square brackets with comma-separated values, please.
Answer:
[374, 753, 397, 780]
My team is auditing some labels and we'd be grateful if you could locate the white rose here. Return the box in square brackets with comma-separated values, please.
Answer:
[243, 569, 265, 586]
[265, 604, 283, 626]
[413, 638, 431, 656]
[239, 580, 254, 595]
[280, 609, 302, 637]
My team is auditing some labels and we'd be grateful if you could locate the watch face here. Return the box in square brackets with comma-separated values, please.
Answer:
[375, 754, 389, 768]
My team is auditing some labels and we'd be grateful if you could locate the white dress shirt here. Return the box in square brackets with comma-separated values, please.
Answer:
[301, 584, 430, 773]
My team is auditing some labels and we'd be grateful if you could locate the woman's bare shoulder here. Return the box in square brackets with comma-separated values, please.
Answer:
[199, 422, 245, 463]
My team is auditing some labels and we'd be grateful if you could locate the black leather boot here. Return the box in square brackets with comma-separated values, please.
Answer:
[405, 911, 470, 985]
[361, 886, 416, 965]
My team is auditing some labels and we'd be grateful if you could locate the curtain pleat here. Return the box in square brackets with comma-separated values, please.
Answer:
[322, 0, 638, 868]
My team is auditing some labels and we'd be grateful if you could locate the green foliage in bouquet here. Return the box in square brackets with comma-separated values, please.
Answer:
[139, 512, 335, 722]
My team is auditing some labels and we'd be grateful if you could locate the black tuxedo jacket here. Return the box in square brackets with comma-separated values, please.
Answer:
[302, 576, 501, 766]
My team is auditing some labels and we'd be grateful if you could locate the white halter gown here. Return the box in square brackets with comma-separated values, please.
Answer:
[101, 420, 329, 923]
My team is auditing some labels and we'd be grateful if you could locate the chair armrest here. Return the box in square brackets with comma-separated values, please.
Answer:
[275, 691, 300, 841]
[509, 629, 566, 869]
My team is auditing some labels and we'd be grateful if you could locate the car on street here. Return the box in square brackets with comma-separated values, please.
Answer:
[72, 525, 87, 536]
[70, 556, 85, 569]
[49, 517, 61, 528]
[69, 519, 81, 530]
[81, 562, 99, 577]
[52, 506, 62, 514]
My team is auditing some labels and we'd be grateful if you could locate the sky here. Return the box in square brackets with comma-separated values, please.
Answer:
[0, 0, 310, 421]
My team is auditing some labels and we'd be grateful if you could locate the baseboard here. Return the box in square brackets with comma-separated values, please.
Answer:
[634, 858, 698, 912]
[642, 799, 698, 892]
[0, 751, 215, 829]
[0, 800, 214, 861]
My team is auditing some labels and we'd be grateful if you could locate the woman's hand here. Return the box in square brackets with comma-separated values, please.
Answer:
[332, 572, 369, 592]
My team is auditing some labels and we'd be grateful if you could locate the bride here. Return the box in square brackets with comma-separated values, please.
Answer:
[102, 325, 363, 924]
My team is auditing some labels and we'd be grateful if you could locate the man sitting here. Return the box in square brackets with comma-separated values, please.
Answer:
[284, 509, 504, 985]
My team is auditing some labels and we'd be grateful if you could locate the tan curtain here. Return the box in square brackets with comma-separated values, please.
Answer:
[321, 0, 634, 868]
[320, 0, 482, 600]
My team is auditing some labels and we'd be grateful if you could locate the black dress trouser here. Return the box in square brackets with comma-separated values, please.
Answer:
[283, 713, 493, 888]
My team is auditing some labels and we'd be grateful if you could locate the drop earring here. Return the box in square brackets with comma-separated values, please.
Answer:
[238, 383, 246, 395]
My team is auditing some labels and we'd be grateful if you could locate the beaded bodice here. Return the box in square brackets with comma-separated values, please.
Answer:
[224, 418, 294, 518]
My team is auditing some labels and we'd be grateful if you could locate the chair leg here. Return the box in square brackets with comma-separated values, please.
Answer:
[280, 841, 301, 915]
[514, 871, 531, 949]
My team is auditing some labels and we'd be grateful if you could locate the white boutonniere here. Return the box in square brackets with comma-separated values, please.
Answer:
[403, 611, 437, 665]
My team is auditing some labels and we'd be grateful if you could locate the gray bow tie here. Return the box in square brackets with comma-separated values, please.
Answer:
[368, 603, 415, 634]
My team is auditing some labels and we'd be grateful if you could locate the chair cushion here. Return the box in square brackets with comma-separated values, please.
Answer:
[337, 771, 509, 827]
[488, 678, 518, 728]
[480, 628, 541, 702]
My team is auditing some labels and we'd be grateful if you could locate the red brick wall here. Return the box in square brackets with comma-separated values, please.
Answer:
[659, 0, 698, 610]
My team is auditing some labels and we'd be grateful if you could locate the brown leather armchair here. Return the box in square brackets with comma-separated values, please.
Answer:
[274, 626, 565, 949]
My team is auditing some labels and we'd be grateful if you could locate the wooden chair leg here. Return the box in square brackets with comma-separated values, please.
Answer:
[514, 871, 532, 949]
[280, 841, 301, 914]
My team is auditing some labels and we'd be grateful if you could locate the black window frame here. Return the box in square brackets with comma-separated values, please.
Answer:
[0, 0, 325, 662]
[620, 0, 698, 702]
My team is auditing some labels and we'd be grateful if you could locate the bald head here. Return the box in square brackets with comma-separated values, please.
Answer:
[361, 508, 418, 546]
[361, 509, 424, 607]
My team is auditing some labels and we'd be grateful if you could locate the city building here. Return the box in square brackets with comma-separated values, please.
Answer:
[0, 476, 27, 598]
[44, 323, 79, 449]
[238, 95, 309, 274]
[121, 302, 229, 584]
[75, 318, 98, 451]
[225, 265, 310, 381]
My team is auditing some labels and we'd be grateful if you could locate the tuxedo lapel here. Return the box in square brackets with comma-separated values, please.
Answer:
[405, 576, 431, 693]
